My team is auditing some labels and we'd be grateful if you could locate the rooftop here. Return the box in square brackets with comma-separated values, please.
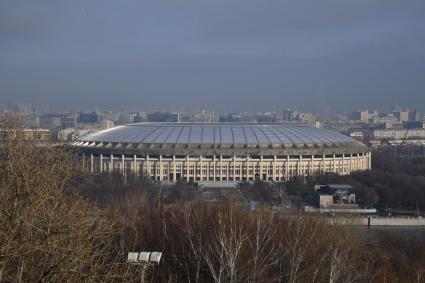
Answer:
[79, 123, 363, 149]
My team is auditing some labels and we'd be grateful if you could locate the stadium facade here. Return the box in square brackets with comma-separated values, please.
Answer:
[72, 123, 371, 182]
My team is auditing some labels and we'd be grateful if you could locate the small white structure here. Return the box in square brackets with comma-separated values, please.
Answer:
[127, 251, 162, 265]
[127, 251, 163, 282]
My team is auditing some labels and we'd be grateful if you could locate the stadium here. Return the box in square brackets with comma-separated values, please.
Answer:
[72, 123, 371, 182]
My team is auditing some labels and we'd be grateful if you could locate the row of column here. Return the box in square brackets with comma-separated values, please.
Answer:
[82, 152, 371, 182]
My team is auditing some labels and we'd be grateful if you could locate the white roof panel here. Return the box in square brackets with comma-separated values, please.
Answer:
[79, 123, 361, 148]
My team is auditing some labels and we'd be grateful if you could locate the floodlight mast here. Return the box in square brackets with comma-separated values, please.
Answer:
[127, 251, 162, 283]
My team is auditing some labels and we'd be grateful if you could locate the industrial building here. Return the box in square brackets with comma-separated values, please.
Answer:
[373, 128, 425, 140]
[72, 123, 371, 182]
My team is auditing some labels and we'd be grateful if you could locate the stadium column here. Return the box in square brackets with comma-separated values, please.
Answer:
[342, 154, 345, 175]
[349, 154, 352, 173]
[299, 155, 302, 176]
[286, 155, 289, 180]
[159, 155, 163, 181]
[355, 153, 358, 171]
[359, 153, 362, 170]
[213, 155, 216, 180]
[368, 152, 372, 169]
[260, 155, 264, 181]
[311, 155, 314, 175]
[333, 154, 336, 172]
[245, 155, 249, 181]
[146, 155, 150, 179]
[219, 155, 223, 181]
[246, 155, 249, 180]
[364, 153, 368, 170]
[200, 155, 203, 180]
[186, 156, 190, 182]
[273, 155, 276, 181]
[233, 156, 236, 181]
[90, 153, 94, 173]
[240, 162, 243, 180]
[266, 156, 270, 180]
[133, 154, 137, 179]
[172, 155, 176, 182]
[207, 160, 210, 181]
[226, 158, 230, 181]
[322, 155, 325, 174]
[110, 154, 114, 173]
[100, 154, 103, 173]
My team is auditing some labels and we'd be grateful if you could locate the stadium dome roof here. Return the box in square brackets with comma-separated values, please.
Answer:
[76, 123, 365, 151]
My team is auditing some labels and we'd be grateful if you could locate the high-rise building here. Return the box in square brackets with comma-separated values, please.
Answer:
[62, 116, 77, 128]
[394, 111, 409, 123]
[283, 109, 298, 121]
[78, 112, 101, 123]
[350, 110, 369, 122]
[101, 120, 114, 129]
[147, 112, 180, 122]
[22, 115, 40, 128]
[40, 115, 62, 129]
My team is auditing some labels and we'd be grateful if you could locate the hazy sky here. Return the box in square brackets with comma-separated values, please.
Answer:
[1, 0, 424, 113]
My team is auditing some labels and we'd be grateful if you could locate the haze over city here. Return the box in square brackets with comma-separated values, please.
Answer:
[1, 0, 425, 113]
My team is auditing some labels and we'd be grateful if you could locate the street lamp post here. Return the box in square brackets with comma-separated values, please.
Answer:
[127, 251, 162, 283]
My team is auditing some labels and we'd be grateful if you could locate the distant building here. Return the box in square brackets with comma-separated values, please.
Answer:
[350, 110, 369, 122]
[296, 112, 315, 123]
[101, 120, 114, 129]
[394, 111, 409, 123]
[61, 116, 77, 128]
[305, 184, 376, 214]
[21, 115, 40, 128]
[257, 114, 275, 123]
[283, 109, 298, 121]
[133, 113, 144, 123]
[1, 128, 50, 141]
[404, 121, 425, 129]
[410, 110, 421, 122]
[314, 184, 356, 208]
[350, 132, 364, 143]
[190, 110, 220, 123]
[40, 115, 62, 129]
[58, 128, 76, 141]
[371, 115, 399, 129]
[117, 114, 134, 124]
[79, 112, 100, 124]
[281, 109, 316, 123]
[58, 129, 93, 141]
[373, 129, 425, 140]
[225, 113, 242, 123]
[147, 112, 180, 123]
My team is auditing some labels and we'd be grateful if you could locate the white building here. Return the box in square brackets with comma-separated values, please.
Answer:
[73, 123, 371, 182]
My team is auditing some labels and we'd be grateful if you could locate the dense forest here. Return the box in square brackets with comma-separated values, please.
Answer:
[1, 125, 425, 282]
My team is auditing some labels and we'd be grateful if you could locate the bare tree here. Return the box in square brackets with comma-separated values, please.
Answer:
[280, 215, 320, 283]
[0, 118, 137, 282]
[246, 211, 278, 282]
[201, 202, 249, 283]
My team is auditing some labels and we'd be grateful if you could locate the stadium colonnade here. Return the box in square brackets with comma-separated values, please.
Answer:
[73, 123, 371, 182]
